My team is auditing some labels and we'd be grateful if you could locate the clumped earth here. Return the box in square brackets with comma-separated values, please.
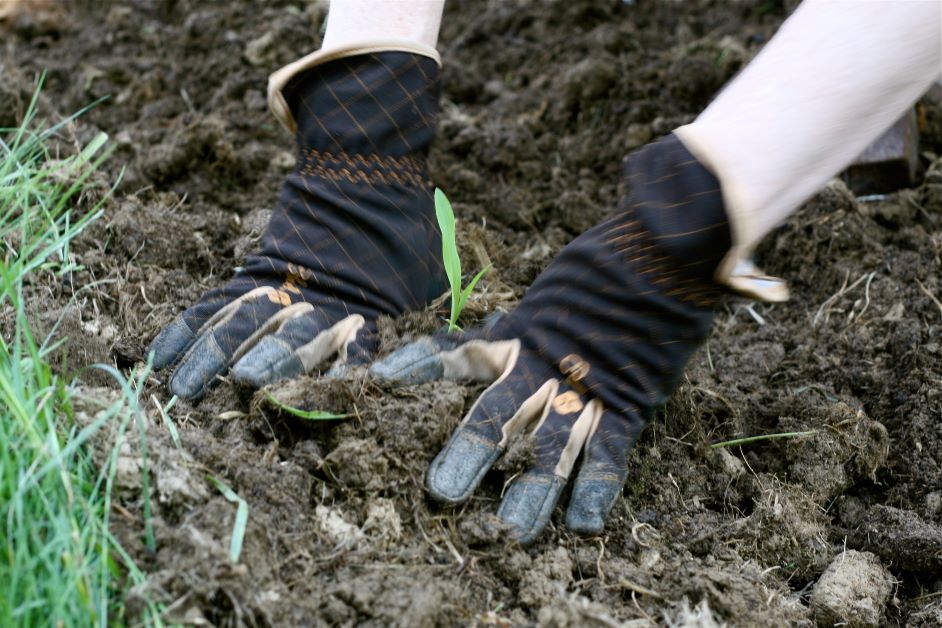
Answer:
[5, 0, 942, 625]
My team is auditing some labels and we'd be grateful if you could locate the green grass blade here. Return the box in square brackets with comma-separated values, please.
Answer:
[264, 391, 350, 420]
[0, 84, 162, 626]
[710, 430, 817, 449]
[208, 476, 249, 563]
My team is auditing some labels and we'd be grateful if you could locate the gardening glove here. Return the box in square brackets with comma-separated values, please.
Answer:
[370, 133, 787, 543]
[148, 43, 446, 401]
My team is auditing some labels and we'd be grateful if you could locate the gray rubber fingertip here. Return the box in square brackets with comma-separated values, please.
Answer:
[148, 317, 195, 370]
[168, 334, 227, 401]
[565, 479, 621, 536]
[369, 337, 443, 385]
[230, 337, 303, 388]
[426, 429, 502, 504]
[497, 473, 566, 545]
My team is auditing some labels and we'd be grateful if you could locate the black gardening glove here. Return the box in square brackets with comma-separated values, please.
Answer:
[370, 135, 732, 543]
[148, 51, 445, 400]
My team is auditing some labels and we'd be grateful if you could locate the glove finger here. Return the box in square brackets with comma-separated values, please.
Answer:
[426, 355, 557, 505]
[149, 296, 232, 370]
[497, 391, 603, 544]
[148, 279, 267, 369]
[323, 327, 379, 378]
[169, 287, 306, 400]
[230, 310, 367, 388]
[368, 333, 516, 386]
[565, 408, 644, 536]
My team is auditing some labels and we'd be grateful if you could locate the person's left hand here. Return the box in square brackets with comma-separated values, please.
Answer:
[370, 134, 750, 543]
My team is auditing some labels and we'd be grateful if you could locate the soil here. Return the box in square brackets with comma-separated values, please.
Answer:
[5, 0, 942, 626]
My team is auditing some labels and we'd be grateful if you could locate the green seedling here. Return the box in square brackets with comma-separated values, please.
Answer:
[434, 188, 490, 332]
[710, 430, 817, 449]
[264, 391, 349, 420]
[208, 476, 249, 563]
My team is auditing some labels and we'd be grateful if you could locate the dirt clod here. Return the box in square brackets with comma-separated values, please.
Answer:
[850, 506, 942, 573]
[811, 550, 894, 628]
[744, 474, 833, 578]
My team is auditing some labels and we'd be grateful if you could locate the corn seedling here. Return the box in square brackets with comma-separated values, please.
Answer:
[434, 188, 490, 332]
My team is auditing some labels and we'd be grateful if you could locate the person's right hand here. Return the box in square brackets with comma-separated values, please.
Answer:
[148, 48, 445, 401]
[370, 134, 785, 543]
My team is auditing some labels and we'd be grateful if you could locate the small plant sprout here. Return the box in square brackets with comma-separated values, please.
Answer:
[434, 188, 490, 332]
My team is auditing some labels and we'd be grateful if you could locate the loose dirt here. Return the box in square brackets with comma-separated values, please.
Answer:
[5, 0, 942, 625]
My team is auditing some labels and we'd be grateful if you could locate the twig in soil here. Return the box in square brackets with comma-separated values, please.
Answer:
[180, 88, 196, 114]
[744, 303, 765, 326]
[710, 430, 817, 449]
[111, 502, 137, 523]
[596, 538, 605, 583]
[852, 270, 877, 322]
[631, 522, 660, 548]
[615, 578, 662, 599]
[631, 591, 657, 625]
[414, 505, 444, 554]
[813, 270, 871, 327]
[217, 410, 247, 420]
[916, 278, 942, 321]
[438, 523, 465, 567]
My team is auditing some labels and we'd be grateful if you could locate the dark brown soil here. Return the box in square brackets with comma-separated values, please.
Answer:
[6, 1, 942, 625]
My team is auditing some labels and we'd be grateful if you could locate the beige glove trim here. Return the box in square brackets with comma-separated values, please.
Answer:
[267, 40, 442, 134]
[674, 125, 790, 303]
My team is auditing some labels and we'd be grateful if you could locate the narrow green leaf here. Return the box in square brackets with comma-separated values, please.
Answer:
[207, 475, 249, 563]
[710, 430, 817, 449]
[435, 188, 492, 333]
[264, 391, 350, 421]
[77, 132, 109, 164]
[151, 394, 181, 452]
[434, 188, 462, 327]
[459, 264, 491, 306]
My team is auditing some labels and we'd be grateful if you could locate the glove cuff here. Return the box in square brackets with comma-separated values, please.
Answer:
[673, 124, 790, 302]
[268, 41, 442, 134]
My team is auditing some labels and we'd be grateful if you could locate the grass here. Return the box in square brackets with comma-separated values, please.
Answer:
[264, 390, 349, 420]
[0, 82, 162, 626]
[434, 188, 490, 332]
[208, 476, 249, 564]
[710, 430, 817, 449]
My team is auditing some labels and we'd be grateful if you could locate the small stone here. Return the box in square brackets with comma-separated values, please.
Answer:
[362, 498, 401, 547]
[811, 550, 894, 628]
[926, 492, 942, 521]
[244, 31, 276, 67]
[315, 505, 363, 548]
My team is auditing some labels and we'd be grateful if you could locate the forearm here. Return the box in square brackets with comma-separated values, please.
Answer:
[676, 0, 941, 268]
